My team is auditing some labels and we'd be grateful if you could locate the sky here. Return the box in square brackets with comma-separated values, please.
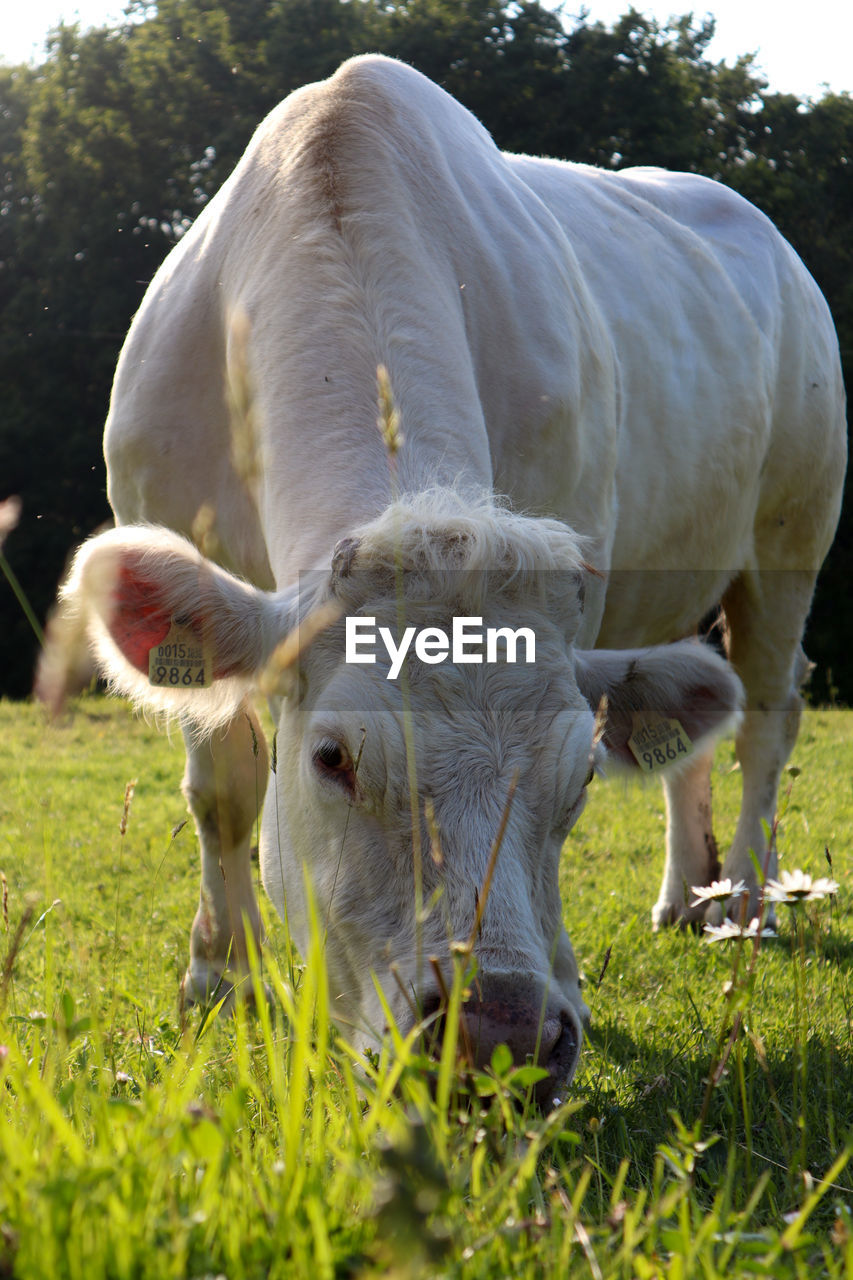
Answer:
[1, 0, 851, 102]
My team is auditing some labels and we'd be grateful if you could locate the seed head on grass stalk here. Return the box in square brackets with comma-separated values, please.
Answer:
[464, 771, 519, 959]
[374, 365, 426, 995]
[191, 500, 221, 563]
[0, 902, 37, 1012]
[119, 780, 136, 838]
[0, 496, 20, 547]
[225, 307, 264, 494]
[185, 311, 264, 566]
[110, 780, 137, 1055]
[0, 497, 44, 650]
[3, 495, 57, 717]
[258, 598, 343, 697]
[377, 363, 404, 480]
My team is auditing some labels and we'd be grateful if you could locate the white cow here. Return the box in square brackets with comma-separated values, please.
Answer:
[49, 55, 846, 1102]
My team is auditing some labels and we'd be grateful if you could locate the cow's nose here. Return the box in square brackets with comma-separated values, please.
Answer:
[420, 978, 582, 1108]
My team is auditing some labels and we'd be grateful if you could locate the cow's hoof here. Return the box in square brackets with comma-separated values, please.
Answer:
[651, 900, 706, 932]
[181, 968, 271, 1015]
[181, 968, 235, 1015]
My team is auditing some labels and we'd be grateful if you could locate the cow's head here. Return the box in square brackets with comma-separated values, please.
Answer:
[54, 492, 742, 1104]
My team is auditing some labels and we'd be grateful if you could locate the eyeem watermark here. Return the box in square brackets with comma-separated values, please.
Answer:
[346, 616, 536, 680]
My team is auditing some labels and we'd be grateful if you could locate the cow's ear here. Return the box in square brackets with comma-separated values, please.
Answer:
[39, 526, 298, 726]
[574, 641, 743, 770]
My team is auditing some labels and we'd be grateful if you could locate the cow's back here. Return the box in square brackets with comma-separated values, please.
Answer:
[507, 154, 846, 642]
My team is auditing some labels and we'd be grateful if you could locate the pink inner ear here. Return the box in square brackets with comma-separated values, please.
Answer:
[108, 562, 172, 674]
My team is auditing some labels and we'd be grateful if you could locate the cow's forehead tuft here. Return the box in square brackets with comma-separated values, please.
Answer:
[333, 489, 588, 573]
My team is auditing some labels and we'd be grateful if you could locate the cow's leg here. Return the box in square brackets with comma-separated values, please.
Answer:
[181, 702, 269, 1006]
[653, 747, 720, 928]
[652, 568, 815, 929]
[717, 569, 815, 921]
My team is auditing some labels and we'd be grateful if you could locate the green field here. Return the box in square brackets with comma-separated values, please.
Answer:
[1, 697, 851, 1278]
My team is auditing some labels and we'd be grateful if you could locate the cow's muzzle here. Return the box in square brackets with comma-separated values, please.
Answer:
[420, 976, 582, 1109]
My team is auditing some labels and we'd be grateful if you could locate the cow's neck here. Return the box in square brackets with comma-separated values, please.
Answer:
[258, 359, 493, 586]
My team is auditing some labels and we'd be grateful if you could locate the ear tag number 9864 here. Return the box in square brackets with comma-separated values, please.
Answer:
[627, 717, 692, 772]
[148, 619, 212, 689]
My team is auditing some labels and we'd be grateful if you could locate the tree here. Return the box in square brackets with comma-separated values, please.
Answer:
[376, 0, 569, 153]
[536, 9, 765, 169]
[0, 2, 849, 699]
[1, 28, 175, 697]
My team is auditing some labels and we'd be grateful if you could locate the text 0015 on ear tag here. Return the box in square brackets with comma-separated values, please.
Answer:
[627, 716, 692, 773]
[148, 618, 212, 689]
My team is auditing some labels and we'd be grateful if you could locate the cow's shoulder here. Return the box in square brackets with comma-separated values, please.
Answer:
[509, 158, 775, 258]
[602, 167, 778, 254]
[248, 53, 497, 174]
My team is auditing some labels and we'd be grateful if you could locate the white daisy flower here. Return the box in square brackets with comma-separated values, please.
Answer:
[703, 917, 776, 943]
[741, 917, 777, 940]
[702, 919, 743, 942]
[690, 878, 748, 907]
[764, 870, 839, 904]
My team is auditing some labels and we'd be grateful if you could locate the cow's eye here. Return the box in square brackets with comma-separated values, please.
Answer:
[312, 737, 356, 793]
[554, 765, 595, 835]
[315, 738, 345, 769]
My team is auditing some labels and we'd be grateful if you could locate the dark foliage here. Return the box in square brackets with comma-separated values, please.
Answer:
[0, 1, 849, 699]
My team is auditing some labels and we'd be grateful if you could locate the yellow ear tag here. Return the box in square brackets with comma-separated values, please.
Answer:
[627, 716, 692, 772]
[148, 618, 212, 689]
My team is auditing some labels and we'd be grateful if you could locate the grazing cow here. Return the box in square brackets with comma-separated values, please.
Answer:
[48, 55, 846, 1103]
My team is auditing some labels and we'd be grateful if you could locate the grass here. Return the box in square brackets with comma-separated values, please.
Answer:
[0, 694, 851, 1278]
